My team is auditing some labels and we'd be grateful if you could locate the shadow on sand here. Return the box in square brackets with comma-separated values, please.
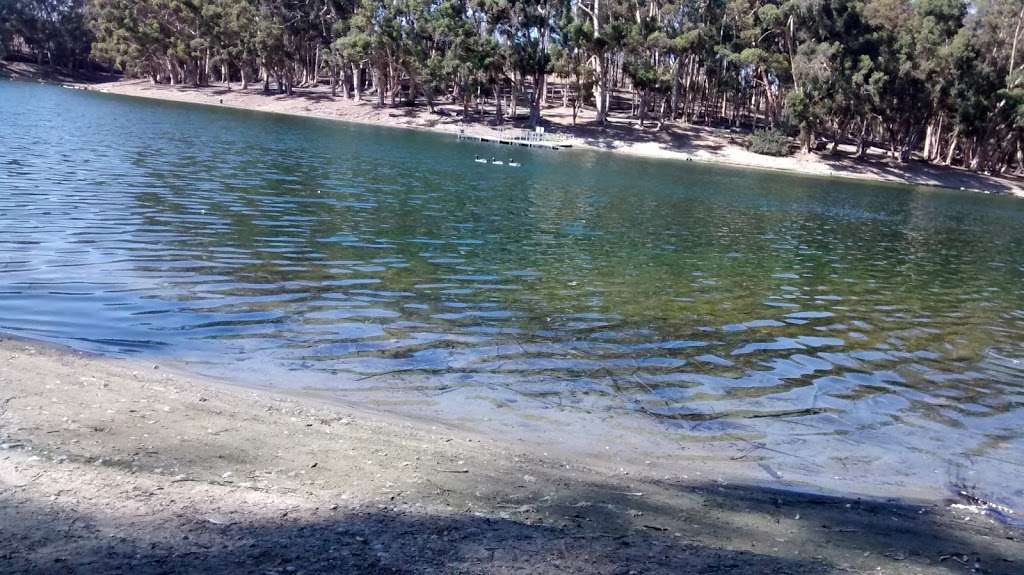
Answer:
[3, 475, 1020, 574]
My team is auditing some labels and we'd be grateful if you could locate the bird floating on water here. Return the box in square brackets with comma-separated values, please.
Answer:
[474, 155, 521, 167]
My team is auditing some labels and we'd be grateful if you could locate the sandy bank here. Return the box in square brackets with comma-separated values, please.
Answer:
[77, 78, 1024, 197]
[1, 337, 1021, 573]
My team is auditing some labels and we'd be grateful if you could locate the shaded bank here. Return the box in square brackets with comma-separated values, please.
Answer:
[0, 338, 1021, 574]
[0, 59, 118, 84]
[79, 78, 1024, 197]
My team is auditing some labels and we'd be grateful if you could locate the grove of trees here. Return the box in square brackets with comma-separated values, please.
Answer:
[3, 0, 1023, 174]
[1, 1, 91, 71]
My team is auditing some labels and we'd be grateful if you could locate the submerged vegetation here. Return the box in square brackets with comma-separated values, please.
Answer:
[2, 0, 1023, 173]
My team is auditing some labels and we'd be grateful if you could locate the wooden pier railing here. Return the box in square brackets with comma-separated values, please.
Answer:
[456, 126, 574, 149]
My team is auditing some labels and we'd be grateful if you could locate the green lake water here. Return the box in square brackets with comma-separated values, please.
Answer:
[2, 81, 1023, 505]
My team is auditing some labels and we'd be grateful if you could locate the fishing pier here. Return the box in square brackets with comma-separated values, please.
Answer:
[457, 126, 574, 150]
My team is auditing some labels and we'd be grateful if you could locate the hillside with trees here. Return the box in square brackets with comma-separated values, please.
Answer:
[2, 0, 1023, 174]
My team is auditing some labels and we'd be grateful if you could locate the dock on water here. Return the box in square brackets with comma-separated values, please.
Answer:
[457, 126, 574, 149]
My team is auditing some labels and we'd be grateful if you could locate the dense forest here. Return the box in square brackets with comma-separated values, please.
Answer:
[2, 0, 1023, 173]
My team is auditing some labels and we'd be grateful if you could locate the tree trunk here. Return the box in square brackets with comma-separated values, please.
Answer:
[799, 124, 813, 154]
[511, 80, 519, 119]
[680, 57, 694, 123]
[313, 49, 321, 87]
[353, 64, 362, 101]
[944, 128, 960, 166]
[965, 137, 977, 170]
[401, 77, 413, 105]
[529, 73, 545, 128]
[204, 49, 211, 85]
[376, 68, 385, 106]
[594, 54, 609, 124]
[670, 58, 680, 121]
[923, 119, 934, 160]
[572, 80, 580, 126]
[342, 64, 352, 99]
[493, 83, 503, 124]
[831, 119, 847, 153]
[425, 85, 435, 112]
[855, 119, 869, 158]
[638, 90, 648, 128]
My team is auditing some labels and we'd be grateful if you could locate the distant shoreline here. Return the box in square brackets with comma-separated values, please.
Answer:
[71, 77, 1023, 197]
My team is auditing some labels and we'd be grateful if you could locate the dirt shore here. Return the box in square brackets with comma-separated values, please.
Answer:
[72, 77, 1024, 197]
[0, 60, 118, 85]
[1, 337, 1020, 574]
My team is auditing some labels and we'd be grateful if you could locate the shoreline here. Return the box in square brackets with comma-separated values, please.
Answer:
[2, 335, 1022, 573]
[74, 78, 1024, 197]
[4, 71, 1024, 571]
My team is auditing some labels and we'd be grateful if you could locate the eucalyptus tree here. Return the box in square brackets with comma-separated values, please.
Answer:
[947, 0, 1024, 173]
[1, 0, 93, 69]
[655, 0, 705, 123]
[779, 0, 844, 152]
[478, 0, 557, 127]
[553, 6, 593, 125]
[621, 1, 666, 128]
[89, 0, 172, 82]
[572, 0, 619, 124]
[913, 0, 964, 162]
[728, 0, 789, 128]
[857, 0, 932, 160]
[419, 0, 480, 111]
[27, 0, 1018, 173]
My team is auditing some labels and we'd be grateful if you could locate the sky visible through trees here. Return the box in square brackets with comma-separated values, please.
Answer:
[2, 0, 1023, 173]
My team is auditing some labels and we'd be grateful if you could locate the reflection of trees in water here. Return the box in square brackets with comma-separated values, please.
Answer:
[120, 131, 1024, 433]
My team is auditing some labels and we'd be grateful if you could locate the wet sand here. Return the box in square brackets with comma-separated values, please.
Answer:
[75, 78, 1024, 197]
[1, 337, 1021, 573]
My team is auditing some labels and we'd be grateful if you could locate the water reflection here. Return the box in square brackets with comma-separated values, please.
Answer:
[2, 82, 1024, 483]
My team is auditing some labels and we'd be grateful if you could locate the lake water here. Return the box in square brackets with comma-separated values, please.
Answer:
[3, 81, 1023, 506]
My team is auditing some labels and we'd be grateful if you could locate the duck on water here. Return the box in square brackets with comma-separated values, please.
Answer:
[474, 155, 521, 167]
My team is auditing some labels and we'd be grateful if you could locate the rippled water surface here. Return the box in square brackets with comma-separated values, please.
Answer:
[3, 81, 1024, 500]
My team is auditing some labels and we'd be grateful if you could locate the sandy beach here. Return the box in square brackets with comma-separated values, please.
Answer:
[1, 337, 1022, 574]
[72, 78, 1024, 197]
